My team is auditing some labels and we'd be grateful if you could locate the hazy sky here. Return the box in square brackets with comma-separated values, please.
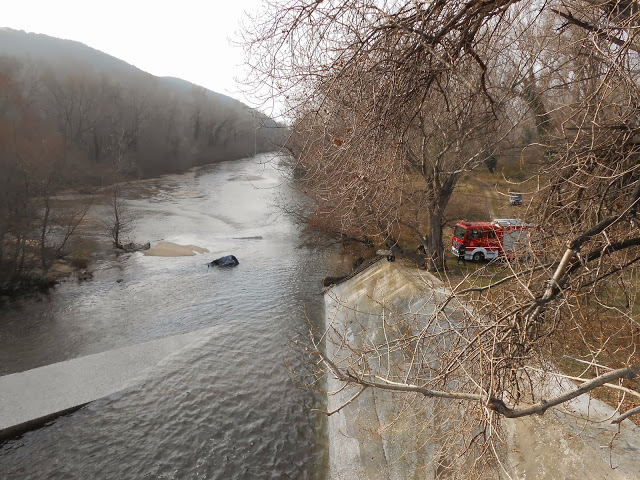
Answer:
[3, 0, 267, 107]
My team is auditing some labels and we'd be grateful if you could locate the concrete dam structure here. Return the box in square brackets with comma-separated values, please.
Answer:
[323, 260, 640, 479]
[0, 328, 215, 441]
[2, 258, 639, 478]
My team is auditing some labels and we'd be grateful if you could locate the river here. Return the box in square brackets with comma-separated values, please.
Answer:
[0, 153, 337, 479]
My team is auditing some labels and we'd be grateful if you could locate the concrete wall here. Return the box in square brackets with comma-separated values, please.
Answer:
[324, 261, 640, 479]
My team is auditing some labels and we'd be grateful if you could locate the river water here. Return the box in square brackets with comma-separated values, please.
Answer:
[0, 154, 337, 479]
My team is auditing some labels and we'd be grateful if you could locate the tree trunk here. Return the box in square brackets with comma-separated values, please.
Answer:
[427, 207, 446, 272]
[40, 198, 51, 282]
[112, 184, 121, 248]
[424, 172, 459, 272]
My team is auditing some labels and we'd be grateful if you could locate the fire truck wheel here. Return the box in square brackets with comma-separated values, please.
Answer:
[472, 252, 484, 262]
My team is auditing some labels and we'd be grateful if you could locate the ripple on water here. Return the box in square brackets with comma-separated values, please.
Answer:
[0, 155, 331, 479]
[1, 318, 327, 479]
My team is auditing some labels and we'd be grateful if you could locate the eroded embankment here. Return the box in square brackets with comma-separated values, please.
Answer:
[323, 261, 640, 479]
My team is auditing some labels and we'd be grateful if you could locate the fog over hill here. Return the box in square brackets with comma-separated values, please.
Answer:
[0, 27, 286, 181]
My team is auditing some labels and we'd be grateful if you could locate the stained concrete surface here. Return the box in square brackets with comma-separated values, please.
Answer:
[0, 327, 214, 438]
[504, 388, 640, 480]
[324, 261, 445, 479]
[324, 261, 640, 479]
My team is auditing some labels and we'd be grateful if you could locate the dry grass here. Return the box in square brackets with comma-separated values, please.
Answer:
[438, 258, 640, 417]
[550, 307, 640, 415]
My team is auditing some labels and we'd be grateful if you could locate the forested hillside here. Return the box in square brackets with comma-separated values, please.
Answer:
[0, 28, 285, 183]
[0, 28, 286, 293]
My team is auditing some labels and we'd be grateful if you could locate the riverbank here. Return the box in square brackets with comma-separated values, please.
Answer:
[0, 255, 92, 302]
[0, 150, 282, 300]
[323, 259, 640, 479]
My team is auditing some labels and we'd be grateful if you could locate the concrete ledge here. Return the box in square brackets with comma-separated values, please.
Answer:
[324, 261, 443, 479]
[323, 261, 640, 479]
[0, 404, 87, 445]
[0, 327, 214, 442]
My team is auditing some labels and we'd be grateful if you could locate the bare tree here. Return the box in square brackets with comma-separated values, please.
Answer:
[0, 62, 92, 289]
[104, 130, 134, 249]
[244, 0, 640, 474]
[36, 178, 91, 283]
[243, 0, 529, 270]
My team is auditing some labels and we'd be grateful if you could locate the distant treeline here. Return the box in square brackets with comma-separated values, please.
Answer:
[0, 29, 287, 293]
[0, 58, 285, 183]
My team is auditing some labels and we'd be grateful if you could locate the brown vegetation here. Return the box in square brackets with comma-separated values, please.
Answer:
[0, 30, 286, 294]
[243, 0, 640, 475]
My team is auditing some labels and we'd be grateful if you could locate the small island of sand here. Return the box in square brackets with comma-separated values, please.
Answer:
[143, 242, 209, 257]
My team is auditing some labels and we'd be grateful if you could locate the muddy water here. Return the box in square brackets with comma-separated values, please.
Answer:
[0, 154, 334, 479]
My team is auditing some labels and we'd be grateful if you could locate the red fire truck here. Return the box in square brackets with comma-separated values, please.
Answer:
[451, 218, 537, 262]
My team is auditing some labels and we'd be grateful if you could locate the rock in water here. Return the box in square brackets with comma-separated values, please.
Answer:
[207, 255, 239, 268]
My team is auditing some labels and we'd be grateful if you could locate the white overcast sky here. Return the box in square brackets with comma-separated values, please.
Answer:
[3, 0, 269, 108]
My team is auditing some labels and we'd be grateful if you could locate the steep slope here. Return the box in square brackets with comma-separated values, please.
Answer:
[0, 28, 286, 181]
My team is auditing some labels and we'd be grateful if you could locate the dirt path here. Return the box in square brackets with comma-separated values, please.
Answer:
[469, 177, 499, 218]
[468, 176, 525, 219]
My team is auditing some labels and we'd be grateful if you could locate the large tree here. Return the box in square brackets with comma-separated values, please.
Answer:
[244, 0, 640, 474]
[243, 0, 525, 269]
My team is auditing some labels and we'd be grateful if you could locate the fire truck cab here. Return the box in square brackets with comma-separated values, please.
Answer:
[451, 218, 530, 262]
